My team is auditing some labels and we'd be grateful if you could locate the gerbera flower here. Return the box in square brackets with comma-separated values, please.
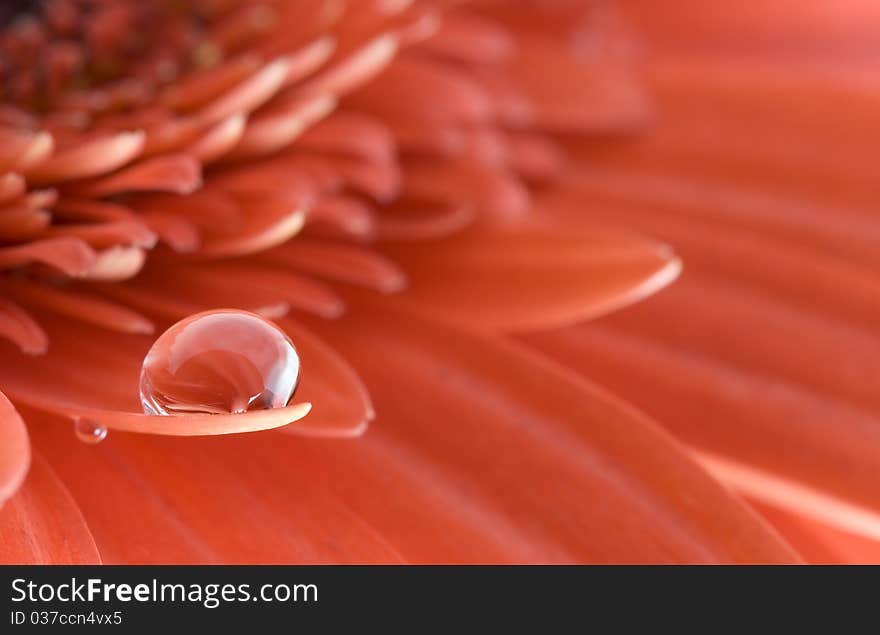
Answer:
[0, 0, 847, 564]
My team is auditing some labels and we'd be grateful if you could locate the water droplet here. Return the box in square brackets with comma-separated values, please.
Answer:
[139, 309, 300, 416]
[74, 418, 107, 444]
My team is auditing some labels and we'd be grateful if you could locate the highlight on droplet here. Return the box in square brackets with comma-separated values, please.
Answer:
[74, 417, 108, 444]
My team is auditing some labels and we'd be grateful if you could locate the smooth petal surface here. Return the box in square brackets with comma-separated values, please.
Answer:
[29, 417, 403, 564]
[32, 304, 798, 563]
[380, 223, 680, 331]
[300, 303, 796, 562]
[0, 390, 29, 505]
[522, 0, 880, 556]
[0, 452, 99, 564]
[276, 318, 372, 438]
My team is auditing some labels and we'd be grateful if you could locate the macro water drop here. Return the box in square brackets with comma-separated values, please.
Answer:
[139, 310, 300, 416]
[74, 418, 107, 444]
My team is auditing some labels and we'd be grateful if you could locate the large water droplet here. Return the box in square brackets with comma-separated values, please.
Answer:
[139, 309, 300, 416]
[74, 418, 107, 444]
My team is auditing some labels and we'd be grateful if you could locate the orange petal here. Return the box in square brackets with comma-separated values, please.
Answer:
[0, 305, 357, 439]
[380, 223, 680, 331]
[224, 94, 336, 160]
[294, 303, 798, 562]
[188, 114, 246, 164]
[0, 298, 48, 354]
[376, 199, 473, 240]
[295, 111, 394, 162]
[524, 283, 880, 543]
[0, 129, 54, 173]
[68, 154, 202, 197]
[195, 194, 307, 259]
[45, 220, 157, 249]
[197, 58, 291, 123]
[0, 341, 311, 437]
[0, 452, 99, 564]
[26, 131, 144, 183]
[276, 318, 371, 437]
[0, 206, 51, 240]
[0, 237, 96, 276]
[299, 34, 398, 97]
[29, 422, 402, 563]
[0, 172, 26, 204]
[260, 240, 407, 293]
[749, 499, 880, 565]
[29, 305, 797, 563]
[85, 246, 146, 281]
[403, 158, 529, 222]
[505, 36, 650, 132]
[347, 54, 492, 122]
[0, 278, 154, 335]
[0, 390, 29, 505]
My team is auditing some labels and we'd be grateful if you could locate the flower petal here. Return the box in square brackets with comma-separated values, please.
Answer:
[0, 237, 96, 276]
[749, 499, 880, 565]
[0, 390, 29, 505]
[0, 310, 310, 436]
[525, 297, 880, 544]
[380, 223, 680, 331]
[0, 451, 99, 564]
[32, 305, 797, 563]
[0, 298, 48, 354]
[69, 154, 202, 197]
[276, 318, 371, 437]
[26, 132, 145, 183]
[29, 418, 402, 563]
[298, 303, 800, 562]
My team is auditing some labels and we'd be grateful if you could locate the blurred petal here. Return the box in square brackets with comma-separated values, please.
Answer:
[0, 390, 29, 505]
[0, 452, 99, 564]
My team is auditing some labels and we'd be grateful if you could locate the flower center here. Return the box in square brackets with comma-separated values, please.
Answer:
[0, 0, 43, 29]
[0, 0, 206, 113]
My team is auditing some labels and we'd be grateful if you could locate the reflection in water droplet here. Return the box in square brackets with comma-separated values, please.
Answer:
[139, 309, 300, 416]
[74, 418, 107, 444]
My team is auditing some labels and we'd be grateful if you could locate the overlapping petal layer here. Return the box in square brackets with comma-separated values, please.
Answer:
[22, 304, 797, 563]
[0, 0, 865, 565]
[524, 0, 880, 562]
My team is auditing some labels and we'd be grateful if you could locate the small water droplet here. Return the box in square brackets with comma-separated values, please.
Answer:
[74, 418, 107, 444]
[139, 309, 300, 416]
